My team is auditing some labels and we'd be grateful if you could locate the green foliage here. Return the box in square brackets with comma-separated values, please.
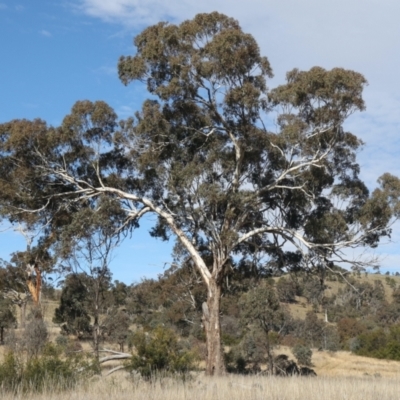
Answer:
[0, 297, 16, 344]
[0, 344, 95, 394]
[239, 284, 289, 335]
[112, 280, 129, 306]
[292, 344, 313, 366]
[353, 325, 400, 361]
[53, 274, 92, 338]
[126, 265, 206, 338]
[126, 326, 196, 379]
[0, 352, 20, 392]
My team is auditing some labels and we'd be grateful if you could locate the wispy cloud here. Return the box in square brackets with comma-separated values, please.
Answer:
[40, 29, 52, 37]
[15, 4, 24, 11]
[0, 3, 7, 9]
[21, 102, 39, 109]
[94, 65, 117, 76]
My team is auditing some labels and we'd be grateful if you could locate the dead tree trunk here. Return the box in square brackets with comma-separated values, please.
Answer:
[202, 280, 226, 376]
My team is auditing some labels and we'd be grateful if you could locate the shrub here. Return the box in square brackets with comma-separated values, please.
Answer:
[22, 318, 48, 358]
[0, 352, 20, 392]
[337, 317, 366, 348]
[292, 344, 313, 367]
[126, 326, 197, 379]
[0, 344, 96, 394]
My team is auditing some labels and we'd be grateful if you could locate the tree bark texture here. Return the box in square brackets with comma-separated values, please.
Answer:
[202, 281, 226, 376]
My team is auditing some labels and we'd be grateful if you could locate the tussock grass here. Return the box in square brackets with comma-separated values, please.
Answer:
[2, 374, 400, 400]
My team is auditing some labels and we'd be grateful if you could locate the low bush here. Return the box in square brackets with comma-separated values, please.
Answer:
[0, 344, 96, 394]
[125, 326, 197, 380]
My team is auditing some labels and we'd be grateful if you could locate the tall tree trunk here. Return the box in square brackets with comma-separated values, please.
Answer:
[0, 326, 3, 344]
[202, 280, 226, 376]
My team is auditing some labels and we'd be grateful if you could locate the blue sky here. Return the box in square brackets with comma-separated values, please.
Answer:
[1, 0, 400, 282]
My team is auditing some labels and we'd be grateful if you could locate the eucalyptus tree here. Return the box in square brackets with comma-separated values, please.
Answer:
[0, 12, 399, 375]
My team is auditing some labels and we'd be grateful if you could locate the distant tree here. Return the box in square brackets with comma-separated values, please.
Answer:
[111, 281, 129, 307]
[276, 277, 298, 303]
[53, 274, 92, 338]
[240, 284, 290, 371]
[103, 310, 131, 352]
[302, 276, 326, 307]
[295, 312, 325, 348]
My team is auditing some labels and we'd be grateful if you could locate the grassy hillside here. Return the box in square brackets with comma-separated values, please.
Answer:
[276, 271, 400, 320]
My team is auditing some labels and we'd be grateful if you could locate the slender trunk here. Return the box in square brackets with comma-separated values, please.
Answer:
[20, 301, 26, 329]
[0, 326, 3, 344]
[266, 330, 273, 374]
[202, 280, 226, 376]
[93, 314, 100, 361]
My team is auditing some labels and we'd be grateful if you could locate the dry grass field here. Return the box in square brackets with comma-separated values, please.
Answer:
[2, 374, 400, 400]
[2, 345, 400, 399]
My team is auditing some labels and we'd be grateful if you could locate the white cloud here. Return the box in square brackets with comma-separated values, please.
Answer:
[40, 29, 52, 37]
